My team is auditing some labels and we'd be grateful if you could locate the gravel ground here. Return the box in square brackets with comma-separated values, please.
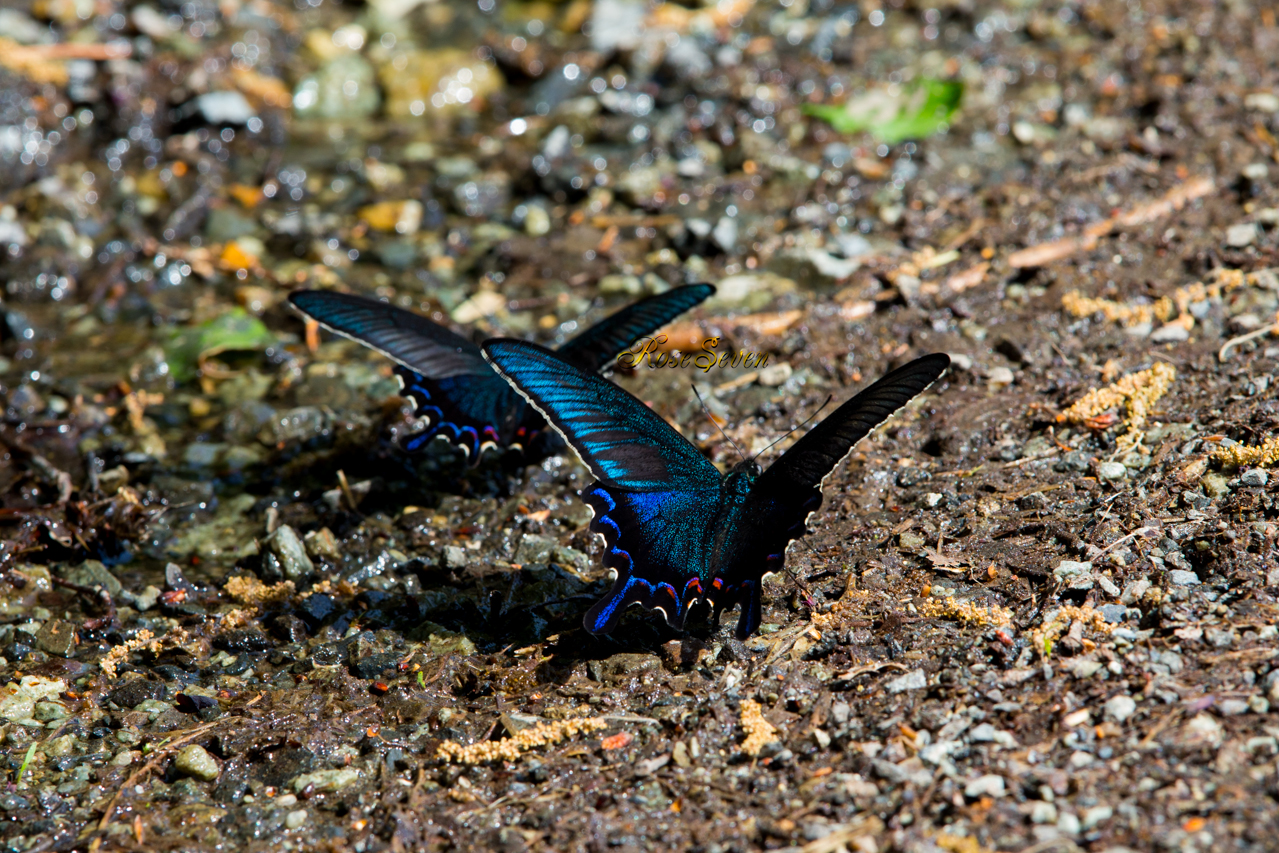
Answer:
[1, 0, 1279, 851]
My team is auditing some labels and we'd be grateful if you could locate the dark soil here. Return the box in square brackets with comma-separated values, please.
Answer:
[1, 0, 1278, 851]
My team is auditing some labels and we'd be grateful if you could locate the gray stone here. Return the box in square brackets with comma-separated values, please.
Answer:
[899, 531, 926, 550]
[182, 441, 225, 468]
[1057, 812, 1082, 835]
[712, 216, 738, 251]
[1218, 698, 1250, 716]
[885, 669, 927, 693]
[1150, 323, 1190, 343]
[1053, 560, 1092, 584]
[590, 0, 646, 52]
[193, 91, 255, 125]
[513, 534, 556, 567]
[293, 55, 380, 120]
[1201, 472, 1231, 499]
[1226, 222, 1259, 248]
[1241, 468, 1269, 487]
[62, 560, 122, 600]
[963, 774, 1005, 798]
[204, 207, 259, 242]
[1168, 569, 1200, 586]
[265, 525, 315, 581]
[1099, 604, 1127, 623]
[986, 366, 1015, 389]
[1205, 627, 1235, 648]
[134, 585, 161, 611]
[523, 204, 551, 237]
[34, 620, 76, 657]
[174, 744, 220, 781]
[1030, 801, 1058, 824]
[33, 701, 69, 722]
[1098, 461, 1127, 481]
[0, 9, 50, 44]
[441, 545, 469, 570]
[292, 768, 361, 793]
[1096, 574, 1121, 597]
[1120, 576, 1151, 604]
[1104, 694, 1137, 723]
[1065, 659, 1103, 679]
[304, 528, 342, 561]
[758, 362, 793, 387]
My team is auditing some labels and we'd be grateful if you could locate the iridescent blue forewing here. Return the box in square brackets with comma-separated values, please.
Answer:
[287, 290, 487, 377]
[714, 354, 951, 637]
[482, 339, 724, 634]
[558, 284, 715, 372]
[289, 288, 713, 463]
[482, 339, 720, 491]
[287, 291, 529, 459]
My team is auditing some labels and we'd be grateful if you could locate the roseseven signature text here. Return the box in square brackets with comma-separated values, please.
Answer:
[617, 336, 771, 372]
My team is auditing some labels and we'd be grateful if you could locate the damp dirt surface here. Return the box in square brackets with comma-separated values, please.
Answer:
[2, 0, 1279, 851]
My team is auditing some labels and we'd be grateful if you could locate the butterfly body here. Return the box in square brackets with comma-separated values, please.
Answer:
[483, 338, 949, 638]
[288, 285, 713, 463]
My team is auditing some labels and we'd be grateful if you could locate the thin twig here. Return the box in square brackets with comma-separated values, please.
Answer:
[1218, 322, 1279, 362]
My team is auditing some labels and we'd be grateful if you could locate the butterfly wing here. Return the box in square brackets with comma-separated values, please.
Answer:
[556, 284, 715, 372]
[482, 338, 724, 634]
[482, 339, 721, 491]
[288, 290, 531, 460]
[716, 354, 951, 638]
[287, 290, 488, 377]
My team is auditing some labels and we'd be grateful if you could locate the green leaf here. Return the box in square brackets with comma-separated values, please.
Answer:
[164, 308, 276, 383]
[803, 79, 964, 145]
[16, 742, 36, 786]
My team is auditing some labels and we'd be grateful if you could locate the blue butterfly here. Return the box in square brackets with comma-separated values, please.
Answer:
[481, 340, 949, 638]
[288, 285, 713, 463]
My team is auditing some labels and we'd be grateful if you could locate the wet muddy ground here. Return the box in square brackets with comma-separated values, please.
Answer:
[2, 0, 1279, 850]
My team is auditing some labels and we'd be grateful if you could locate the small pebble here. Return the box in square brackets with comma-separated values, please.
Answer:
[1200, 472, 1230, 498]
[757, 362, 792, 387]
[1104, 694, 1137, 723]
[292, 768, 361, 794]
[523, 205, 551, 237]
[1241, 468, 1269, 487]
[1030, 801, 1057, 823]
[1225, 222, 1259, 248]
[986, 366, 1014, 389]
[963, 774, 1005, 798]
[1218, 699, 1250, 716]
[1082, 805, 1113, 830]
[1053, 560, 1092, 581]
[1098, 461, 1127, 481]
[1168, 569, 1200, 586]
[885, 669, 927, 693]
[1150, 323, 1190, 343]
[286, 809, 308, 830]
[1099, 604, 1127, 623]
[1056, 812, 1082, 836]
[174, 744, 220, 781]
[193, 91, 256, 125]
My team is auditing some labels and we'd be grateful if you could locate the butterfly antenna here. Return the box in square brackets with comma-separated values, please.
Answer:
[753, 395, 834, 462]
[690, 383, 748, 464]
